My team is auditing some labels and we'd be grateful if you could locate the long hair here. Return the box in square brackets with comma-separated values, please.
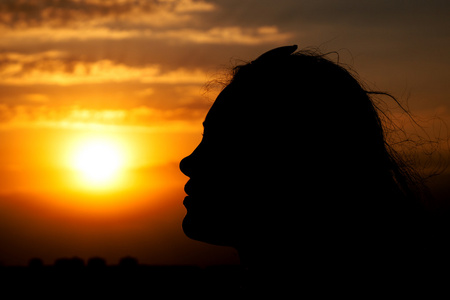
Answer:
[222, 48, 427, 207]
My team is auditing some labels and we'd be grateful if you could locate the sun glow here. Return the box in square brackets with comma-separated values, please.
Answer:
[70, 138, 127, 190]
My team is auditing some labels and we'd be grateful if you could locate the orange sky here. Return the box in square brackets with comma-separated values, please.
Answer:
[0, 0, 449, 266]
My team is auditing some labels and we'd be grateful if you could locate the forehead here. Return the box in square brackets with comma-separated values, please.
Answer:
[203, 84, 237, 128]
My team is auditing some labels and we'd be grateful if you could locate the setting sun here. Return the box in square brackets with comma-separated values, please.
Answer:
[74, 141, 123, 182]
[70, 138, 127, 189]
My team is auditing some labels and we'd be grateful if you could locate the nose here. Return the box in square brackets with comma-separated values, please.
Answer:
[179, 154, 193, 177]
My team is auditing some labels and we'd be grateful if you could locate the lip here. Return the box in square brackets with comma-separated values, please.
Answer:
[183, 180, 205, 209]
[184, 180, 194, 196]
[183, 196, 195, 210]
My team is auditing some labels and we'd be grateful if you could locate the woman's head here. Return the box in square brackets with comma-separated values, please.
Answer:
[180, 46, 420, 255]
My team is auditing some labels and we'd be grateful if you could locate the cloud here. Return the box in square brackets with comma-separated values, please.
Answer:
[0, 104, 207, 132]
[0, 24, 291, 45]
[23, 94, 50, 103]
[63, 106, 205, 126]
[153, 26, 292, 45]
[0, 0, 215, 29]
[0, 51, 207, 85]
[0, 0, 154, 29]
[0, 27, 144, 43]
[1, 26, 291, 47]
[135, 88, 156, 98]
[0, 0, 292, 46]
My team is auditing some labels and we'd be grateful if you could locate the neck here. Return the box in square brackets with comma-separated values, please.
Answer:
[236, 245, 298, 293]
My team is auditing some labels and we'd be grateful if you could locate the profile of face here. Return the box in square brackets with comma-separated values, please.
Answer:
[179, 46, 401, 254]
[180, 46, 320, 248]
[179, 47, 425, 286]
[179, 85, 259, 247]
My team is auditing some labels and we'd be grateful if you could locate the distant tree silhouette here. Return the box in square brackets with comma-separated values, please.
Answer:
[87, 257, 107, 269]
[118, 256, 139, 268]
[28, 257, 44, 268]
[54, 257, 84, 269]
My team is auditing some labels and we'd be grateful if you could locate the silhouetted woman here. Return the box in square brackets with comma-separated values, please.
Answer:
[180, 46, 428, 294]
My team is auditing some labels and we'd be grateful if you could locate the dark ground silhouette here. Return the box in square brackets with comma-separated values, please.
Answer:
[1, 249, 449, 297]
[0, 256, 244, 297]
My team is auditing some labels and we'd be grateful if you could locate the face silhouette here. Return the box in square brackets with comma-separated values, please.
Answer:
[179, 49, 420, 276]
[178, 51, 389, 249]
[180, 78, 295, 246]
[180, 85, 250, 246]
[179, 79, 320, 247]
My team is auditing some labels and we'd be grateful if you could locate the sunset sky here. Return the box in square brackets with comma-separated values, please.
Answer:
[0, 0, 449, 266]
